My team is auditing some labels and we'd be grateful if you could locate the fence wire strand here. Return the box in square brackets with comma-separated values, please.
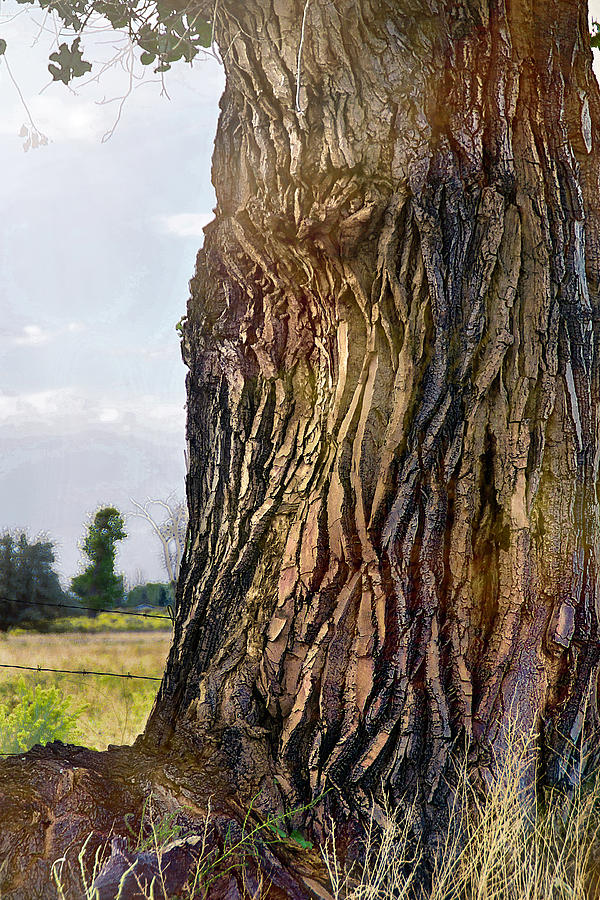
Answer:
[0, 662, 161, 680]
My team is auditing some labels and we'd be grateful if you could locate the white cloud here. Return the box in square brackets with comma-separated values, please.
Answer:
[98, 407, 120, 423]
[158, 212, 213, 239]
[8, 321, 86, 348]
[0, 388, 184, 436]
[29, 93, 109, 143]
[13, 324, 51, 347]
[0, 85, 112, 144]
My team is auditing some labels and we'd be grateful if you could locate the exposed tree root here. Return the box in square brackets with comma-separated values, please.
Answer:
[0, 742, 333, 900]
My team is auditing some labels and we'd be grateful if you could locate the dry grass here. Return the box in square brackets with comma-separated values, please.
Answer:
[0, 629, 171, 748]
[322, 723, 600, 900]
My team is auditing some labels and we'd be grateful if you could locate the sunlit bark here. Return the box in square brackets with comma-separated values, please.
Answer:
[143, 0, 600, 844]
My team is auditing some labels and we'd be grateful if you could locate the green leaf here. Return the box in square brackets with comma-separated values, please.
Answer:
[0, 39, 6, 56]
[268, 823, 287, 841]
[94, 0, 131, 29]
[156, 33, 172, 54]
[289, 829, 313, 849]
[181, 43, 199, 64]
[171, 16, 186, 37]
[48, 38, 91, 84]
[138, 24, 159, 53]
[140, 51, 156, 65]
[195, 18, 212, 46]
[52, 0, 83, 31]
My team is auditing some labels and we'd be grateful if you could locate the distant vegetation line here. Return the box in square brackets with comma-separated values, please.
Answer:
[0, 596, 172, 621]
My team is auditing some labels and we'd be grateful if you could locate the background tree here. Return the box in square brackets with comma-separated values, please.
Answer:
[129, 496, 188, 590]
[0, 531, 66, 631]
[71, 507, 126, 614]
[126, 580, 172, 608]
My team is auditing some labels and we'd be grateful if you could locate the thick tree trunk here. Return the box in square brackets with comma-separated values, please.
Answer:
[140, 0, 600, 848]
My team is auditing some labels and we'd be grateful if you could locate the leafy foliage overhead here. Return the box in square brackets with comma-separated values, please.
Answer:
[7, 0, 212, 79]
[3, 4, 599, 85]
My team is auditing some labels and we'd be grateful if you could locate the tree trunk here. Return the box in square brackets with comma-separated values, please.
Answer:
[141, 0, 600, 847]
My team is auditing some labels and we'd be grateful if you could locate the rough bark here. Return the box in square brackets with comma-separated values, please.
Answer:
[146, 0, 600, 845]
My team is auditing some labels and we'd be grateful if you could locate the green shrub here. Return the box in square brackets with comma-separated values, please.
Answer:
[0, 678, 84, 753]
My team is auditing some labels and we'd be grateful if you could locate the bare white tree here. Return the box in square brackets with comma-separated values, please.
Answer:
[128, 495, 188, 586]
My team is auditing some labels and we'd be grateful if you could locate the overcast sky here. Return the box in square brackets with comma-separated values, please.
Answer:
[0, 4, 224, 585]
[2, 5, 600, 588]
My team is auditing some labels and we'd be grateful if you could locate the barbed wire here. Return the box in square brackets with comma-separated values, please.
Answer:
[0, 662, 162, 681]
[0, 596, 173, 621]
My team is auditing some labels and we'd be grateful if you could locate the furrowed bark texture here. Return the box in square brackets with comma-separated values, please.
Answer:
[147, 0, 600, 840]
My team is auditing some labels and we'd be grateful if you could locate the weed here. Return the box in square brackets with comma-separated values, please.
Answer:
[0, 677, 84, 753]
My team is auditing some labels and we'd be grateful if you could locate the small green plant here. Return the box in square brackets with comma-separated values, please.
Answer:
[125, 794, 187, 852]
[52, 792, 318, 899]
[0, 677, 84, 753]
[188, 791, 323, 896]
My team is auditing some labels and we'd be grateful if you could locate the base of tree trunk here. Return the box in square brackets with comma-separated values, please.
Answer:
[0, 743, 333, 899]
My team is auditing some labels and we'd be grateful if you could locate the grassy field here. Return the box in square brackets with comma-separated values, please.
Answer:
[0, 629, 171, 750]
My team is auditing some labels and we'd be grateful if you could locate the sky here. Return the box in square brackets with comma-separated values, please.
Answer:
[1, 4, 600, 588]
[0, 4, 224, 586]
